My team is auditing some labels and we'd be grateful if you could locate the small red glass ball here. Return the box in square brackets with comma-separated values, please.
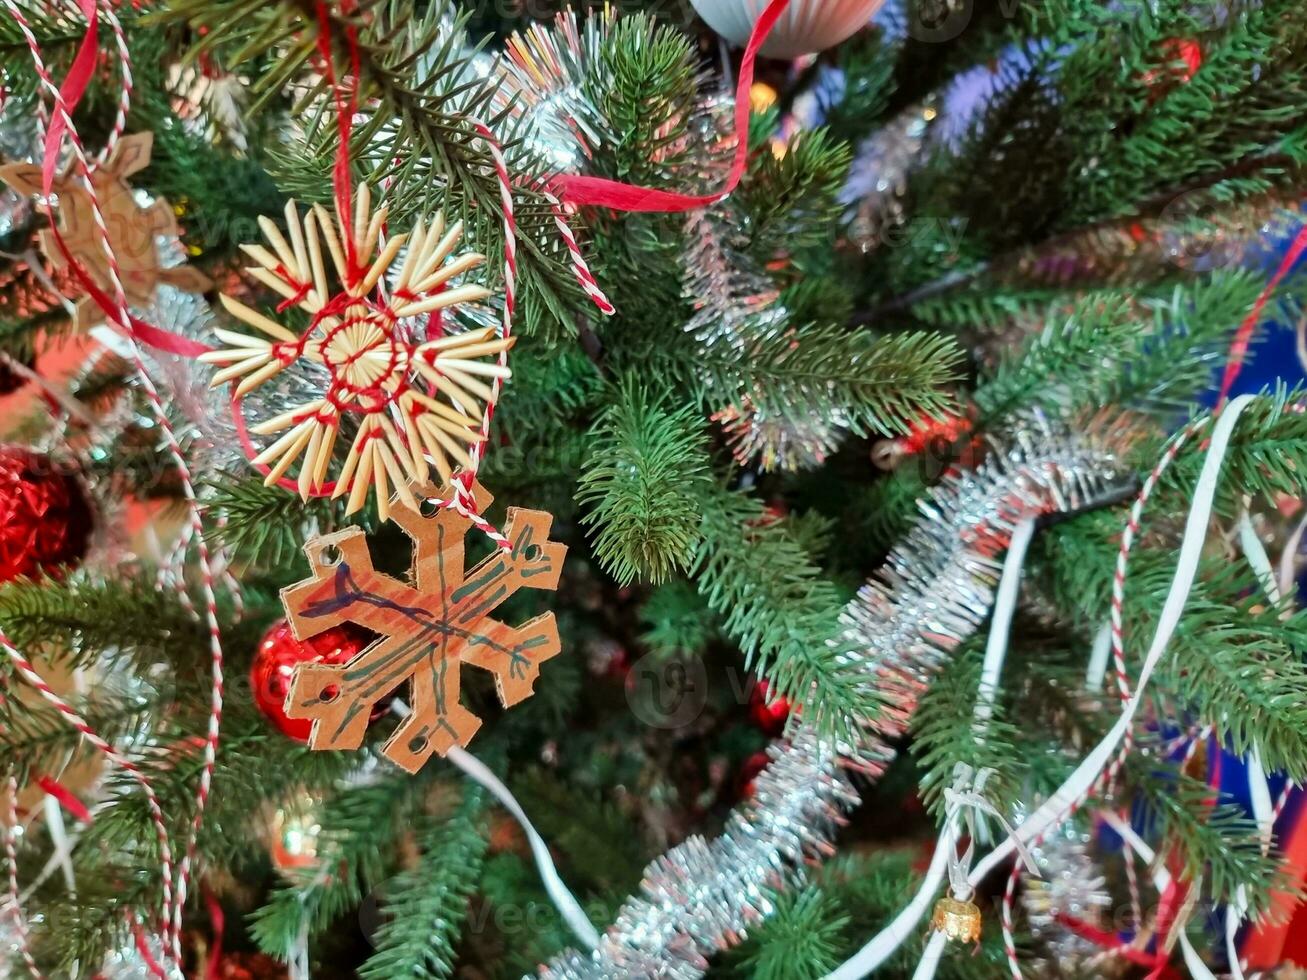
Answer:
[0, 446, 92, 584]
[250, 619, 374, 742]
[748, 679, 793, 737]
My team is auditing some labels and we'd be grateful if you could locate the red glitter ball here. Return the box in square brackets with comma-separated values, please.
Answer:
[0, 446, 92, 584]
[250, 619, 376, 741]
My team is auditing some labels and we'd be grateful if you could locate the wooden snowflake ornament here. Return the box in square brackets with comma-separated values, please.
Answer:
[200, 185, 513, 519]
[0, 132, 212, 329]
[278, 478, 564, 772]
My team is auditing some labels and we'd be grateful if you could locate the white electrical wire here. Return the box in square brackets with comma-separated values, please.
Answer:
[827, 519, 1036, 980]
[389, 700, 600, 950]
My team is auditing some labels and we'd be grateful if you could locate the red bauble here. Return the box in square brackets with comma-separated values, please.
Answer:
[209, 951, 288, 980]
[0, 446, 92, 584]
[250, 620, 376, 742]
[748, 679, 793, 736]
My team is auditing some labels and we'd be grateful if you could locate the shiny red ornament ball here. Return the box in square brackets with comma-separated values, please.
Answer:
[0, 446, 92, 585]
[748, 679, 793, 736]
[250, 620, 376, 741]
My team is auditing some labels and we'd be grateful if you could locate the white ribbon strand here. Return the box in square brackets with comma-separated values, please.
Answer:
[389, 699, 600, 950]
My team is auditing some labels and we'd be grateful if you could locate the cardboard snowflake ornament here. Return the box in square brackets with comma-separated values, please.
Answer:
[279, 478, 565, 772]
[200, 184, 512, 520]
[0, 132, 212, 329]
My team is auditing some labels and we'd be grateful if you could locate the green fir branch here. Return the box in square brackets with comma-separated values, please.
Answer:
[358, 784, 487, 980]
[692, 485, 871, 741]
[577, 382, 712, 587]
[910, 643, 1023, 818]
[0, 573, 205, 672]
[694, 325, 964, 437]
[250, 769, 428, 958]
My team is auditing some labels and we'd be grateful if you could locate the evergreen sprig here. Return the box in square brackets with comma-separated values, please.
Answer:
[910, 644, 1023, 818]
[358, 784, 487, 980]
[693, 325, 964, 437]
[693, 485, 872, 740]
[155, 0, 586, 330]
[0, 573, 205, 672]
[577, 382, 712, 587]
[250, 769, 428, 958]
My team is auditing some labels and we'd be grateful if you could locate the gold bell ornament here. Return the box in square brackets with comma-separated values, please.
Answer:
[931, 895, 983, 944]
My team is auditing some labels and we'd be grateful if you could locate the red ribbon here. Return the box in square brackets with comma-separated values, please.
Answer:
[1217, 223, 1307, 407]
[204, 887, 225, 980]
[35, 773, 93, 823]
[41, 0, 99, 196]
[1052, 913, 1184, 979]
[313, 0, 361, 282]
[554, 0, 792, 213]
[32, 0, 216, 361]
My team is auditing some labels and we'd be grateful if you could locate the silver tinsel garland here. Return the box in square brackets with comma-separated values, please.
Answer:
[841, 97, 940, 253]
[1021, 820, 1113, 976]
[682, 207, 845, 472]
[490, 10, 616, 173]
[535, 413, 1130, 979]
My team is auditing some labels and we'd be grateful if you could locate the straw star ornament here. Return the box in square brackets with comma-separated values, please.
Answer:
[201, 186, 512, 520]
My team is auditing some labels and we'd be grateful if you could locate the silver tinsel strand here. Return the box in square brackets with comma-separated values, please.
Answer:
[681, 207, 785, 352]
[535, 414, 1130, 979]
[841, 97, 940, 252]
[835, 412, 1133, 760]
[713, 397, 845, 473]
[491, 10, 617, 173]
[1021, 820, 1113, 976]
[535, 728, 855, 980]
[683, 207, 846, 472]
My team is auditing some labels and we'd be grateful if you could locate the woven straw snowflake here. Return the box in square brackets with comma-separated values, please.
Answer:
[201, 186, 511, 520]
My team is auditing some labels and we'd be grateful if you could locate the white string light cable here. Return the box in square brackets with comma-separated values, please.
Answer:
[915, 519, 1038, 980]
[389, 700, 600, 949]
[829, 519, 1038, 980]
[825, 394, 1258, 979]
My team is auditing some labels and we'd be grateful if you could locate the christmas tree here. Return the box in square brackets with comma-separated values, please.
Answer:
[2, 0, 1307, 976]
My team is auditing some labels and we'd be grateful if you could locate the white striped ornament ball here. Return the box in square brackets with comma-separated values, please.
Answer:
[689, 0, 885, 58]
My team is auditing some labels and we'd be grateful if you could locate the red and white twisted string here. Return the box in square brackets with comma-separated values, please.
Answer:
[996, 417, 1212, 980]
[426, 121, 613, 550]
[543, 189, 614, 315]
[1102, 416, 1210, 795]
[1, 0, 225, 965]
[5, 774, 42, 979]
[92, 0, 131, 169]
[2, 642, 173, 978]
